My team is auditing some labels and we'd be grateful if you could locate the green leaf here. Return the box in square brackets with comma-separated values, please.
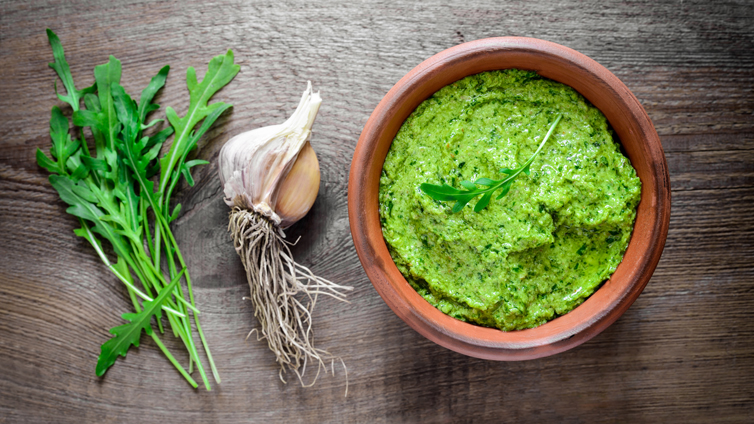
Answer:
[46, 29, 94, 112]
[451, 195, 474, 213]
[44, 106, 80, 175]
[522, 164, 531, 176]
[81, 156, 108, 171]
[143, 141, 162, 163]
[83, 93, 107, 158]
[420, 183, 467, 200]
[69, 163, 89, 181]
[188, 103, 233, 146]
[111, 83, 140, 147]
[94, 56, 123, 152]
[474, 191, 493, 212]
[146, 163, 160, 179]
[175, 158, 209, 188]
[50, 107, 70, 158]
[73, 57, 122, 160]
[180, 164, 196, 186]
[62, 139, 80, 159]
[160, 50, 239, 198]
[48, 175, 132, 259]
[496, 180, 513, 200]
[145, 126, 173, 149]
[141, 119, 163, 130]
[72, 108, 103, 130]
[138, 65, 169, 124]
[95, 273, 181, 376]
[111, 82, 159, 205]
[36, 149, 58, 174]
[185, 159, 210, 169]
[460, 180, 476, 190]
[71, 182, 98, 203]
[169, 203, 182, 222]
[474, 178, 497, 186]
[166, 104, 232, 198]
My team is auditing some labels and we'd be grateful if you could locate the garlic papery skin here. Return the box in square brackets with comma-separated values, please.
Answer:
[218, 81, 322, 226]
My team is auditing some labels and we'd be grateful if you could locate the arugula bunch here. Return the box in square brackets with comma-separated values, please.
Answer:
[421, 114, 562, 212]
[37, 29, 239, 389]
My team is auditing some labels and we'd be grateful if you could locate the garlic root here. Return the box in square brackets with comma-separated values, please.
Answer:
[229, 207, 352, 386]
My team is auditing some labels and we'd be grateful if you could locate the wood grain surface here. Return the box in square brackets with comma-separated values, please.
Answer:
[1, 0, 752, 422]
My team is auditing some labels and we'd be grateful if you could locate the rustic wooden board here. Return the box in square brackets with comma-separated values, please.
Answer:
[1, 0, 753, 422]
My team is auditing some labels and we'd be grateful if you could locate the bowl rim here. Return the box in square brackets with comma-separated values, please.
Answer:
[347, 37, 670, 360]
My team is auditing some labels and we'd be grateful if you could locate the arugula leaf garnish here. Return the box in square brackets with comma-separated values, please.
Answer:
[421, 114, 562, 212]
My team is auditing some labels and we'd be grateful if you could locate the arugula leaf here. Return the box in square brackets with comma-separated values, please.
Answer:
[474, 177, 497, 186]
[160, 50, 239, 201]
[48, 174, 133, 259]
[111, 81, 173, 216]
[421, 114, 562, 212]
[36, 148, 58, 174]
[73, 56, 122, 156]
[37, 106, 78, 175]
[138, 65, 169, 125]
[46, 29, 94, 111]
[95, 271, 182, 376]
[418, 183, 466, 200]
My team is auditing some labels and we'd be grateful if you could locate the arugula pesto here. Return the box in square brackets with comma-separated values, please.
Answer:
[379, 70, 641, 331]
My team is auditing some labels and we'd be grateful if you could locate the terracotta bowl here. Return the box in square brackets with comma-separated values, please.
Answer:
[348, 37, 670, 360]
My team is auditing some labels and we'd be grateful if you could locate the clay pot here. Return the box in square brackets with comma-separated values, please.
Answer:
[348, 37, 670, 360]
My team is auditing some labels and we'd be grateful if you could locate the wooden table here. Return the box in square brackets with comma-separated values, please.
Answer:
[1, 0, 752, 422]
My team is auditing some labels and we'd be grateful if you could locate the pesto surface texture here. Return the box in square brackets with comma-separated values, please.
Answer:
[378, 70, 642, 331]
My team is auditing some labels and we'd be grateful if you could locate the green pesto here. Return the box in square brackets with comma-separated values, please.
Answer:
[378, 70, 642, 331]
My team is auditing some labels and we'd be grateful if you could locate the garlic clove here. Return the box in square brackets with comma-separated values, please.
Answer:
[276, 141, 320, 229]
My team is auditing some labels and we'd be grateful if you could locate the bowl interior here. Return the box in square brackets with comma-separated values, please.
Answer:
[348, 37, 670, 360]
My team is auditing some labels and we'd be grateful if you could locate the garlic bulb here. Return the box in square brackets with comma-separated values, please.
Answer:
[218, 82, 352, 389]
[219, 81, 322, 228]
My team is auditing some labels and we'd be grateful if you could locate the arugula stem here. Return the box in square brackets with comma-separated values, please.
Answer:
[149, 332, 198, 388]
[158, 221, 214, 387]
[164, 304, 196, 365]
[155, 205, 219, 383]
[157, 214, 220, 382]
[120, 252, 186, 318]
[126, 243, 156, 297]
[114, 254, 142, 314]
[80, 219, 185, 318]
[141, 197, 155, 262]
[193, 313, 220, 383]
[500, 114, 561, 187]
[153, 221, 162, 271]
[130, 241, 200, 315]
[177, 307, 211, 390]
